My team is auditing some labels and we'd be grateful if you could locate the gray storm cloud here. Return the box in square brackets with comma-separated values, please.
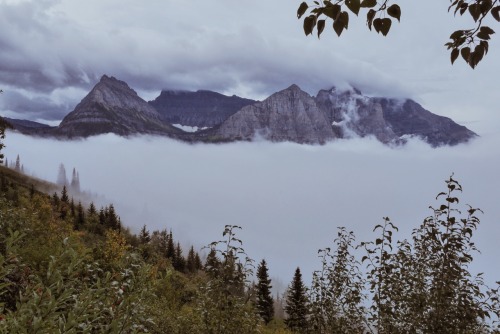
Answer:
[1, 0, 498, 130]
[4, 132, 500, 287]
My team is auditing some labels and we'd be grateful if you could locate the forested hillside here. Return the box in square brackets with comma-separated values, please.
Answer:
[1, 164, 500, 333]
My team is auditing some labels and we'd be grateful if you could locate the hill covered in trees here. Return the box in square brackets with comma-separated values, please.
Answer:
[1, 164, 500, 333]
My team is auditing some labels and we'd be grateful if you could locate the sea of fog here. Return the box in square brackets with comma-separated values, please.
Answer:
[4, 132, 500, 292]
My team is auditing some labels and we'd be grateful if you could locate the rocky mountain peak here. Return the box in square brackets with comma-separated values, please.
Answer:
[56, 75, 180, 138]
[214, 85, 336, 144]
[149, 89, 256, 128]
[315, 88, 476, 146]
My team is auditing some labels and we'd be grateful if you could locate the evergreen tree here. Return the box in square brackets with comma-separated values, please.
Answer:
[70, 198, 75, 217]
[0, 116, 8, 164]
[52, 192, 60, 207]
[106, 204, 119, 230]
[194, 252, 203, 271]
[88, 202, 96, 216]
[166, 230, 175, 260]
[139, 225, 151, 244]
[57, 163, 68, 186]
[157, 229, 168, 257]
[256, 259, 274, 324]
[98, 208, 106, 225]
[60, 186, 69, 203]
[284, 267, 309, 333]
[58, 187, 69, 220]
[186, 246, 198, 273]
[74, 201, 85, 230]
[173, 242, 186, 272]
[14, 155, 20, 172]
[71, 168, 80, 192]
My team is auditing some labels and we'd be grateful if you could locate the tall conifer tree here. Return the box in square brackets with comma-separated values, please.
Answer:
[173, 242, 186, 272]
[139, 225, 151, 244]
[285, 267, 309, 332]
[256, 259, 274, 324]
[186, 245, 198, 273]
[166, 230, 175, 260]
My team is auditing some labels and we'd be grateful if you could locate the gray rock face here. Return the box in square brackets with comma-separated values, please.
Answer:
[215, 85, 336, 144]
[316, 87, 477, 146]
[2, 117, 55, 136]
[57, 75, 181, 137]
[149, 90, 256, 128]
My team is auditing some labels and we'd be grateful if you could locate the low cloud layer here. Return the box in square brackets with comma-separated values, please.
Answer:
[4, 132, 500, 288]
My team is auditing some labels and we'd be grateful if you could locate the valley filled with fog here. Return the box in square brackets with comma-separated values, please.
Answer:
[5, 132, 500, 291]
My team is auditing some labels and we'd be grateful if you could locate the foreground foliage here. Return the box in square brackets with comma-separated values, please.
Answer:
[297, 0, 499, 69]
[0, 165, 499, 333]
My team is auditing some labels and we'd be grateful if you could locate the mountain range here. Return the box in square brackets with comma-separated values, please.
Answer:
[5, 75, 477, 147]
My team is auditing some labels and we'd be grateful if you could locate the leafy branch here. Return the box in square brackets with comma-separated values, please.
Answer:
[297, 0, 499, 68]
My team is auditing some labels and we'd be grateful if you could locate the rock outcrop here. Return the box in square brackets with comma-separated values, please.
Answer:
[57, 75, 181, 138]
[315, 87, 477, 146]
[214, 85, 336, 144]
[149, 90, 256, 128]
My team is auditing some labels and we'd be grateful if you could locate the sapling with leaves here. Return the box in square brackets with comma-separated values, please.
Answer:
[197, 225, 260, 334]
[359, 217, 399, 333]
[359, 175, 500, 333]
[309, 227, 366, 333]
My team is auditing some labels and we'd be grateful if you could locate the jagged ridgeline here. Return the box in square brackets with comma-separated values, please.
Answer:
[8, 75, 476, 146]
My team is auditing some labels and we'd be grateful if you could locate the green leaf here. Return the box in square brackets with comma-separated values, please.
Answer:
[477, 31, 491, 40]
[469, 3, 481, 22]
[461, 46, 471, 62]
[480, 40, 489, 54]
[297, 2, 309, 19]
[324, 4, 341, 19]
[474, 43, 485, 60]
[345, 0, 361, 15]
[317, 19, 326, 38]
[480, 26, 495, 35]
[373, 17, 382, 33]
[451, 48, 459, 64]
[387, 4, 401, 22]
[333, 11, 349, 36]
[492, 6, 500, 21]
[361, 0, 377, 8]
[303, 15, 317, 36]
[459, 3, 468, 15]
[480, 0, 493, 16]
[449, 30, 464, 40]
[366, 9, 376, 30]
[380, 18, 392, 36]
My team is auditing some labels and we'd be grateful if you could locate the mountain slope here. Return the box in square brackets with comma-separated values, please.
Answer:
[56, 75, 181, 138]
[315, 87, 477, 146]
[215, 85, 336, 144]
[149, 90, 256, 128]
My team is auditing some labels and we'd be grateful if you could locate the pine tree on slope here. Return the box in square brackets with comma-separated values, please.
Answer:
[256, 259, 274, 324]
[285, 267, 309, 333]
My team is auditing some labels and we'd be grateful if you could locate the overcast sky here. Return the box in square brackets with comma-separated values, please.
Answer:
[0, 0, 498, 133]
